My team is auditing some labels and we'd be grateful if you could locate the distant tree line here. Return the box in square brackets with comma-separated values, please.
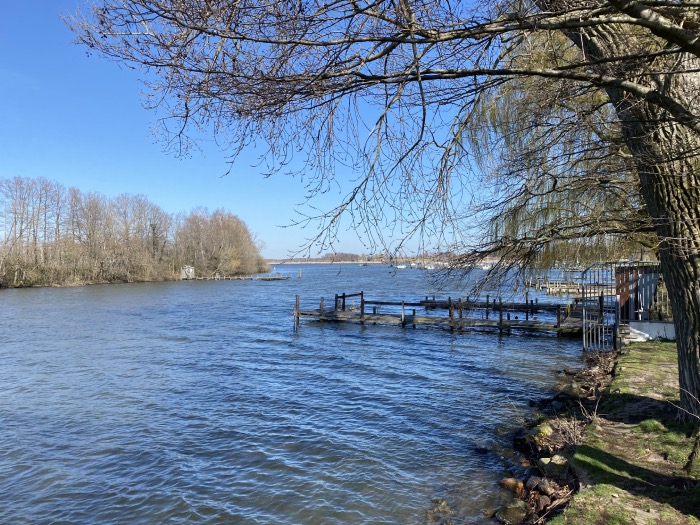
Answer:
[321, 252, 365, 262]
[0, 176, 268, 286]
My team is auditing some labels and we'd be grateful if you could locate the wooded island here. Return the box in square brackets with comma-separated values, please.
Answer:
[0, 176, 268, 287]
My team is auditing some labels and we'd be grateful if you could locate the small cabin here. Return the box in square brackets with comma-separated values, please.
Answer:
[180, 265, 195, 280]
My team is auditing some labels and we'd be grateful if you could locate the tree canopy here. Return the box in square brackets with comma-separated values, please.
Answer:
[69, 1, 700, 418]
[68, 1, 698, 253]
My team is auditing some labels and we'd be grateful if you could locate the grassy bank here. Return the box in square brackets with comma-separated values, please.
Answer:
[551, 341, 700, 524]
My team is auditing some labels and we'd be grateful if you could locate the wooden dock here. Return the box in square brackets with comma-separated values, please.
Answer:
[526, 277, 616, 298]
[294, 292, 582, 337]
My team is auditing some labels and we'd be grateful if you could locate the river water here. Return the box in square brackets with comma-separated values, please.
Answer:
[0, 263, 583, 524]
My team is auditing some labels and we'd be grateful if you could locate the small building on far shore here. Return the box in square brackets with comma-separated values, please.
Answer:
[181, 265, 195, 280]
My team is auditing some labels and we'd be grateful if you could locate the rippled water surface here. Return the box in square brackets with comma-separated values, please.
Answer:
[0, 264, 583, 524]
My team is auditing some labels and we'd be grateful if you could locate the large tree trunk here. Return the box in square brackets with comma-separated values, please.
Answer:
[662, 235, 700, 420]
[623, 94, 700, 420]
[566, 21, 700, 419]
[629, 126, 700, 420]
[612, 72, 700, 421]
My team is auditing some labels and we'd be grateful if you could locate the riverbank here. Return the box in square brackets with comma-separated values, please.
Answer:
[497, 341, 700, 524]
[0, 269, 274, 289]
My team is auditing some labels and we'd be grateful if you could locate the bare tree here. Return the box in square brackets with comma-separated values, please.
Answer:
[0, 177, 265, 284]
[69, 0, 700, 418]
[176, 207, 267, 276]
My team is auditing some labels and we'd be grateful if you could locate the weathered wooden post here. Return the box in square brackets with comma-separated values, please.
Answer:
[360, 291, 365, 324]
[448, 297, 454, 332]
[342, 293, 346, 311]
[499, 297, 503, 334]
[486, 294, 490, 319]
[401, 301, 405, 327]
[525, 291, 530, 321]
[294, 295, 300, 330]
[320, 296, 325, 320]
[556, 304, 562, 333]
[458, 298, 463, 332]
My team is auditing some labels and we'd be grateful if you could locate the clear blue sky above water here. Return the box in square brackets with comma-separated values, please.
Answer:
[0, 1, 380, 259]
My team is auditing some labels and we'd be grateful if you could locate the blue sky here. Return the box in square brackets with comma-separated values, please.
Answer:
[0, 1, 376, 259]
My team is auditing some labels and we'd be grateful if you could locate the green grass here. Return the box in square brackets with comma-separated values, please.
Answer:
[638, 419, 666, 433]
[549, 341, 700, 525]
[547, 484, 639, 525]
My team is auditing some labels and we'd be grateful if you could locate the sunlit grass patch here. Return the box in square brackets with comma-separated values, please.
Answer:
[638, 418, 666, 433]
[552, 341, 700, 524]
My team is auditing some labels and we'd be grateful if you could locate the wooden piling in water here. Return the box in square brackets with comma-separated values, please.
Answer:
[294, 295, 300, 330]
[499, 297, 503, 334]
[448, 297, 454, 332]
[360, 291, 365, 324]
[557, 304, 562, 330]
[458, 298, 463, 333]
[525, 291, 529, 321]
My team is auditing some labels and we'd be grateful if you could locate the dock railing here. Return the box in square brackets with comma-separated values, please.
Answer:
[294, 291, 579, 336]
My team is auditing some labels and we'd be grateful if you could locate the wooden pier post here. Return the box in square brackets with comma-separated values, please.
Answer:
[401, 301, 405, 327]
[499, 297, 503, 334]
[458, 298, 463, 333]
[557, 304, 562, 331]
[294, 295, 300, 330]
[360, 291, 365, 324]
[486, 295, 490, 319]
[320, 296, 325, 320]
[525, 291, 529, 321]
[448, 297, 454, 332]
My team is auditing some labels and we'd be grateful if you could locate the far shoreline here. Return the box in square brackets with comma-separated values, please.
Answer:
[267, 259, 385, 265]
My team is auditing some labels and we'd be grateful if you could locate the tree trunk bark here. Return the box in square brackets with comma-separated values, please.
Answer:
[553, 15, 700, 419]
[610, 77, 700, 421]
